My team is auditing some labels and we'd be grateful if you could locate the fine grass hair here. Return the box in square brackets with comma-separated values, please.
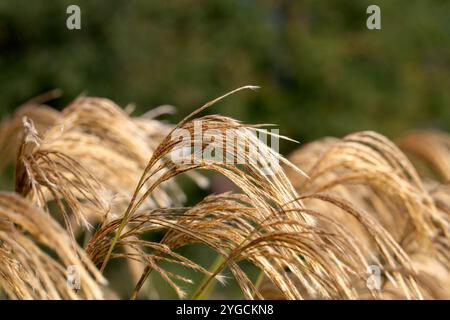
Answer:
[0, 87, 449, 300]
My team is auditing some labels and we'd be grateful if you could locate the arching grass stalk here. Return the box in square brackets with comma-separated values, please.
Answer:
[100, 86, 259, 275]
[191, 204, 293, 300]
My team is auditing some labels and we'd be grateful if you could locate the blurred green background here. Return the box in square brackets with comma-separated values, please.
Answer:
[1, 0, 449, 149]
[0, 0, 449, 299]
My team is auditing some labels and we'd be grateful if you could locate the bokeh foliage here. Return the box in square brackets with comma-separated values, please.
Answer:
[1, 0, 449, 151]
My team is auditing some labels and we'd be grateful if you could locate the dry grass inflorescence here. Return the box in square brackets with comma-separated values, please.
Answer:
[0, 87, 448, 300]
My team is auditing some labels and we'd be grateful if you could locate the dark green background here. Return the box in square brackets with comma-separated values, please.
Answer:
[1, 0, 448, 151]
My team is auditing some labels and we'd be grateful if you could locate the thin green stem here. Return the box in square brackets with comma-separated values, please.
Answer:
[254, 270, 265, 292]
[191, 254, 225, 300]
[191, 254, 227, 300]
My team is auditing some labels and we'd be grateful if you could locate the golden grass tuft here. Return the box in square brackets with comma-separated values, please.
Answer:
[0, 87, 448, 300]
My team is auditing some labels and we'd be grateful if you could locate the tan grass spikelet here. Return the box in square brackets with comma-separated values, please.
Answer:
[298, 193, 424, 299]
[12, 96, 209, 297]
[0, 103, 61, 172]
[15, 117, 109, 233]
[87, 192, 365, 299]
[0, 192, 106, 299]
[40, 96, 201, 213]
[286, 132, 450, 299]
[90, 87, 423, 300]
[288, 131, 446, 246]
[12, 97, 199, 230]
[398, 130, 450, 182]
[2, 87, 448, 300]
[397, 127, 450, 286]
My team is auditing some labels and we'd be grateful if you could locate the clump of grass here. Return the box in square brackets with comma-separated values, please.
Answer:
[286, 131, 450, 299]
[0, 87, 449, 300]
[0, 192, 105, 299]
[0, 90, 62, 172]
[397, 130, 450, 182]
